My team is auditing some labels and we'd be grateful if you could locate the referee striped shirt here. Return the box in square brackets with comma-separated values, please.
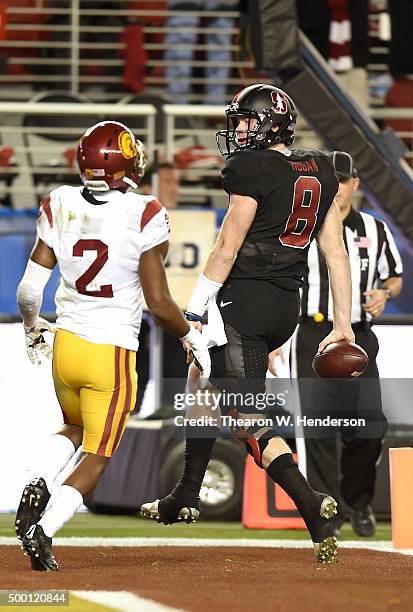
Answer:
[302, 208, 403, 323]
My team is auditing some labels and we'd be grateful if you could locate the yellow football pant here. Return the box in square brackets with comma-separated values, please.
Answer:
[52, 329, 137, 457]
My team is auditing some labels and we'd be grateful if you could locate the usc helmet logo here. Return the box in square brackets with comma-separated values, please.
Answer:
[118, 130, 137, 159]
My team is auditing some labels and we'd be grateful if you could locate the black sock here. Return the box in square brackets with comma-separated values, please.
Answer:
[170, 435, 217, 504]
[266, 453, 322, 539]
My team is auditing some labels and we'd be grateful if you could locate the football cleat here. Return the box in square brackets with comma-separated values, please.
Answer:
[15, 478, 51, 540]
[22, 525, 59, 572]
[333, 514, 345, 539]
[312, 494, 338, 564]
[350, 505, 376, 537]
[140, 498, 200, 525]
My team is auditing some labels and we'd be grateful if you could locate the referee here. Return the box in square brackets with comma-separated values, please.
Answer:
[295, 151, 403, 537]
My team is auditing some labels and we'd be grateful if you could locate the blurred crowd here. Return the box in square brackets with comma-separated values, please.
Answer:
[1, 1, 412, 106]
[1, 0, 412, 210]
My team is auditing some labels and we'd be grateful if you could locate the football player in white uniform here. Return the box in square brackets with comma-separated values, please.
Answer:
[15, 120, 210, 571]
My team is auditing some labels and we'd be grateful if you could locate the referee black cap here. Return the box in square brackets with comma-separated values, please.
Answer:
[330, 151, 358, 179]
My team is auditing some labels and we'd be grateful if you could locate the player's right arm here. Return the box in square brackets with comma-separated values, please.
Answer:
[185, 152, 258, 320]
[139, 241, 211, 381]
[316, 199, 355, 351]
[16, 195, 57, 364]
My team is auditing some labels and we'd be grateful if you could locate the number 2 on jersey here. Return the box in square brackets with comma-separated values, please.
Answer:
[73, 239, 114, 297]
[279, 176, 321, 249]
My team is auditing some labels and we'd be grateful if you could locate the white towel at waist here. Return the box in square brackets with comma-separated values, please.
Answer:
[202, 295, 228, 348]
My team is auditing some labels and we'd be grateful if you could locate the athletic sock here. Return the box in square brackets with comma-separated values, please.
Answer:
[46, 447, 83, 512]
[266, 453, 322, 540]
[27, 434, 76, 494]
[171, 435, 218, 504]
[38, 485, 83, 538]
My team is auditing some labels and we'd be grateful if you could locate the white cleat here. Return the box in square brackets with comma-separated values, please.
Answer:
[140, 499, 162, 521]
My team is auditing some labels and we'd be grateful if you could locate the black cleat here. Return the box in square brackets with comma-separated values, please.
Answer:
[140, 494, 200, 525]
[15, 478, 50, 541]
[22, 525, 59, 572]
[350, 505, 376, 537]
[333, 513, 346, 539]
[312, 494, 338, 564]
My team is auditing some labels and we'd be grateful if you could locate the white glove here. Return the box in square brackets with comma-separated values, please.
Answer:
[24, 317, 56, 365]
[180, 326, 211, 387]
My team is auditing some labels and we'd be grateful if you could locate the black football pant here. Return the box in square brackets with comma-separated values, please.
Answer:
[296, 318, 387, 513]
[211, 279, 300, 403]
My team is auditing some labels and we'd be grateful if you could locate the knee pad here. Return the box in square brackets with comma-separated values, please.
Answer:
[224, 408, 263, 466]
[245, 429, 284, 468]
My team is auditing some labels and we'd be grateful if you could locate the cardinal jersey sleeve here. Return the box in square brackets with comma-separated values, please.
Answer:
[36, 194, 54, 248]
[140, 198, 170, 252]
[221, 151, 264, 202]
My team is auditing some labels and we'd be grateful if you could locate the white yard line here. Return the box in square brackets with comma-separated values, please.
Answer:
[74, 590, 183, 612]
[1, 536, 413, 555]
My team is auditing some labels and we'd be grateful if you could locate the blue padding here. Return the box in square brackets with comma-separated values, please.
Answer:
[216, 208, 226, 228]
[0, 233, 59, 315]
[0, 209, 37, 218]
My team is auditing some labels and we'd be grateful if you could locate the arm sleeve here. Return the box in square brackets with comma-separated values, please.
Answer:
[17, 260, 52, 329]
[377, 221, 403, 280]
[36, 195, 54, 248]
[221, 151, 261, 201]
[141, 199, 170, 253]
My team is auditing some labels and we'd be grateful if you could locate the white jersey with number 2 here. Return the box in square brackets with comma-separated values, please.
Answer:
[37, 185, 169, 350]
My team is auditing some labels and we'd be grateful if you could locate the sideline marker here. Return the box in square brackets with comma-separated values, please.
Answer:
[390, 447, 413, 549]
[242, 454, 306, 529]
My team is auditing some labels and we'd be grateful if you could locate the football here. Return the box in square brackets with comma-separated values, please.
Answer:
[312, 341, 369, 379]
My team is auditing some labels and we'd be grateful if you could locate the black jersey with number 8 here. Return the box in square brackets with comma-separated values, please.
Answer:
[221, 148, 338, 290]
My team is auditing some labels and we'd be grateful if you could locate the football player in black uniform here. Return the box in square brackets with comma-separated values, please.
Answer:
[141, 84, 354, 563]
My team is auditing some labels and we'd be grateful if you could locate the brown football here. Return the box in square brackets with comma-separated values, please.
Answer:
[312, 341, 369, 379]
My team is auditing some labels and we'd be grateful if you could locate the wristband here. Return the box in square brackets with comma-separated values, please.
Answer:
[186, 273, 223, 317]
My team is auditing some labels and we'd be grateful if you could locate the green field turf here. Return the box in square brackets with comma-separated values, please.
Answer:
[0, 512, 392, 541]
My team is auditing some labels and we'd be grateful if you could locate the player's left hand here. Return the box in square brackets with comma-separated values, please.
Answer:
[24, 317, 56, 365]
[362, 289, 387, 318]
[318, 328, 355, 353]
